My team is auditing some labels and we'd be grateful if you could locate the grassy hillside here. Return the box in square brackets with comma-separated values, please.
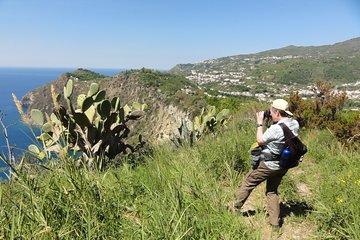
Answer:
[1, 104, 359, 239]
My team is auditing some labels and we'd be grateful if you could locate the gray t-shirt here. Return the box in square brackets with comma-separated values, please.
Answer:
[262, 118, 300, 170]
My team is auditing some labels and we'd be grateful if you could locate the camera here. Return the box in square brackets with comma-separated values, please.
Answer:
[262, 109, 272, 127]
[263, 109, 271, 120]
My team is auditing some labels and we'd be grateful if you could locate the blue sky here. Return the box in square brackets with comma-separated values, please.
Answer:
[0, 0, 359, 70]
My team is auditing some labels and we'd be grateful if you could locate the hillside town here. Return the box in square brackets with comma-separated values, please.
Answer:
[185, 68, 360, 102]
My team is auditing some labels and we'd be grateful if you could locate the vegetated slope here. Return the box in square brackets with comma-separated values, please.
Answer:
[2, 106, 359, 239]
[169, 37, 360, 102]
[21, 68, 201, 143]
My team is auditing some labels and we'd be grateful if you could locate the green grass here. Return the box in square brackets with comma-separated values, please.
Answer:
[302, 130, 360, 239]
[1, 109, 360, 239]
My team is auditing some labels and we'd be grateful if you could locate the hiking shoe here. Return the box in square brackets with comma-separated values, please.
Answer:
[270, 224, 282, 236]
[225, 201, 240, 213]
[270, 224, 280, 230]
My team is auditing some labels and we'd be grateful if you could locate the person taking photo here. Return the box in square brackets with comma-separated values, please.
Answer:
[226, 99, 300, 228]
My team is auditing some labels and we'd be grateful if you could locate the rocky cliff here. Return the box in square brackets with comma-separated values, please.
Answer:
[22, 69, 197, 144]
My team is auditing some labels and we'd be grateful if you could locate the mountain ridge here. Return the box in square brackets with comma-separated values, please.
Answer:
[169, 37, 360, 103]
[172, 37, 360, 68]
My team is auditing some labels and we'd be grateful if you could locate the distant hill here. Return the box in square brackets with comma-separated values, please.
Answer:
[170, 37, 360, 79]
[64, 68, 108, 81]
[169, 37, 360, 102]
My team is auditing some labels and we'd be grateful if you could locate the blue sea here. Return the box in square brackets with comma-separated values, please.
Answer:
[0, 67, 122, 178]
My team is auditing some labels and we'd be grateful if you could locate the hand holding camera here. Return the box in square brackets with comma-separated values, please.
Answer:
[256, 111, 264, 125]
[256, 110, 272, 122]
[256, 109, 272, 127]
[263, 110, 271, 120]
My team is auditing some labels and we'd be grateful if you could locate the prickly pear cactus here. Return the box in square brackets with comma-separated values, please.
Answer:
[28, 77, 147, 170]
[192, 105, 230, 139]
[171, 117, 195, 147]
[172, 105, 230, 147]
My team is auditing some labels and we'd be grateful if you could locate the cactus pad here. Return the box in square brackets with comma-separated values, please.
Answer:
[31, 109, 44, 125]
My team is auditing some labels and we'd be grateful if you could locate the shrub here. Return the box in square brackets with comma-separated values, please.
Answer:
[288, 80, 359, 146]
[289, 80, 347, 128]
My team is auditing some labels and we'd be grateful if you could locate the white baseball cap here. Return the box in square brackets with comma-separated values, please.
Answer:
[271, 99, 293, 116]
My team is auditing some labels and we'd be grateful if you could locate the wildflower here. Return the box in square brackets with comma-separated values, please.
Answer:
[339, 179, 346, 184]
[336, 197, 344, 203]
[355, 179, 360, 185]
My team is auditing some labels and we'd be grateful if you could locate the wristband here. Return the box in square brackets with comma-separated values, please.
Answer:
[257, 123, 263, 127]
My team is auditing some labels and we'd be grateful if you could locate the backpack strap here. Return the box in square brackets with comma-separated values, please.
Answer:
[279, 122, 295, 141]
[279, 122, 300, 154]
